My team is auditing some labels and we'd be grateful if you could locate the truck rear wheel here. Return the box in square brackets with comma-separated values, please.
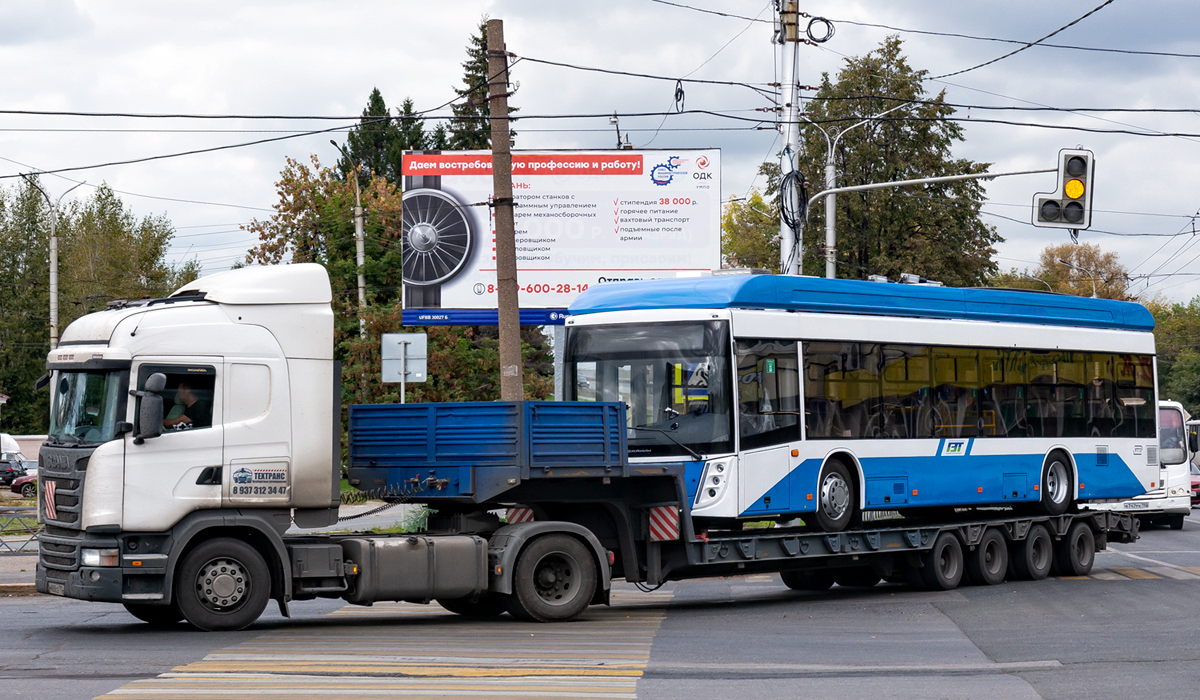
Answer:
[123, 601, 183, 626]
[965, 528, 1008, 586]
[921, 532, 964, 590]
[780, 569, 834, 591]
[1011, 524, 1053, 580]
[438, 594, 508, 618]
[506, 535, 596, 622]
[175, 538, 270, 631]
[1052, 521, 1095, 576]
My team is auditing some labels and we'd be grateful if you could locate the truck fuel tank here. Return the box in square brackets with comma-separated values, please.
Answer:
[340, 535, 488, 605]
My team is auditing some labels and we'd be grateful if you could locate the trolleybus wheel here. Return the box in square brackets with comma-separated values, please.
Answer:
[833, 567, 881, 588]
[174, 537, 271, 631]
[1052, 521, 1095, 576]
[437, 594, 508, 618]
[506, 534, 596, 622]
[965, 528, 1008, 586]
[780, 569, 835, 591]
[921, 532, 964, 590]
[123, 601, 184, 626]
[813, 460, 856, 533]
[1011, 524, 1053, 580]
[1039, 455, 1073, 516]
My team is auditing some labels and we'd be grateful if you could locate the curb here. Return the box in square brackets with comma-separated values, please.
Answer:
[0, 583, 39, 596]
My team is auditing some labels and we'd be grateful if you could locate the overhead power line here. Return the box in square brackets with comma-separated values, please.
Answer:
[931, 0, 1117, 79]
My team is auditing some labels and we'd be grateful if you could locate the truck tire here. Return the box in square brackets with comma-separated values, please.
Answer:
[123, 602, 183, 626]
[1010, 524, 1053, 581]
[921, 532, 964, 590]
[438, 594, 508, 618]
[780, 569, 835, 591]
[1038, 455, 1073, 516]
[1169, 514, 1186, 531]
[1053, 521, 1095, 576]
[833, 567, 881, 588]
[965, 528, 1008, 586]
[813, 460, 856, 533]
[506, 535, 597, 622]
[175, 537, 271, 631]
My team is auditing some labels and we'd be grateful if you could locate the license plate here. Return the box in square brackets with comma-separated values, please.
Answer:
[1124, 502, 1149, 510]
[47, 582, 65, 596]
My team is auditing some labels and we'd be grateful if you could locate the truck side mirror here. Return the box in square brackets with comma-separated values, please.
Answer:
[132, 373, 167, 444]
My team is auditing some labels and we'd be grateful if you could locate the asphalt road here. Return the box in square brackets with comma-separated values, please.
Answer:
[3, 519, 1200, 700]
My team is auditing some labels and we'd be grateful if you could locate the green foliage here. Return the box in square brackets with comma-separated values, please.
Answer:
[0, 181, 52, 434]
[721, 190, 779, 272]
[988, 242, 1129, 299]
[797, 37, 998, 284]
[337, 90, 431, 187]
[1147, 296, 1200, 412]
[1164, 349, 1200, 415]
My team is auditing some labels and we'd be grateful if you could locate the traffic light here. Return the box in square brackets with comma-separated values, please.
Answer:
[1032, 148, 1095, 230]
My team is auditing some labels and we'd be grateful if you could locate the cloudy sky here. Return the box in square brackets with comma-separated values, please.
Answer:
[2, 0, 1198, 300]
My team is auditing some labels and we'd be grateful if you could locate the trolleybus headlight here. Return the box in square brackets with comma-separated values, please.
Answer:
[695, 458, 734, 509]
[81, 548, 119, 567]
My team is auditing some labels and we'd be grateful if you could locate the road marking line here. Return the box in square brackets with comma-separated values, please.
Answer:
[1110, 567, 1161, 579]
[1090, 570, 1130, 580]
[1146, 566, 1200, 580]
[1055, 575, 1090, 580]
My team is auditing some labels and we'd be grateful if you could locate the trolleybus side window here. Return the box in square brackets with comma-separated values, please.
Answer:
[735, 339, 801, 450]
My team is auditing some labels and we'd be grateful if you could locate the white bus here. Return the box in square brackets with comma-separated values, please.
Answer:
[565, 274, 1160, 532]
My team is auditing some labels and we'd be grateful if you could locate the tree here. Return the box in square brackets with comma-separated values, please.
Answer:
[721, 190, 779, 272]
[336, 90, 433, 187]
[989, 242, 1129, 299]
[0, 180, 51, 434]
[447, 17, 516, 150]
[796, 37, 999, 284]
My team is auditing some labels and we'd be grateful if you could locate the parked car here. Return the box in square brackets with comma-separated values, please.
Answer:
[0, 460, 24, 486]
[10, 474, 35, 499]
[20, 460, 36, 478]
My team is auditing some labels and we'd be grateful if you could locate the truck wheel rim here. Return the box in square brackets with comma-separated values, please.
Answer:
[982, 538, 1003, 576]
[532, 551, 579, 607]
[938, 541, 960, 580]
[820, 472, 850, 520]
[195, 557, 249, 612]
[1046, 460, 1069, 504]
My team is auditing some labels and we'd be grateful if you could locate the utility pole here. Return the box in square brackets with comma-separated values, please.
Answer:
[330, 140, 368, 338]
[777, 0, 802, 276]
[487, 18, 524, 401]
[20, 175, 83, 350]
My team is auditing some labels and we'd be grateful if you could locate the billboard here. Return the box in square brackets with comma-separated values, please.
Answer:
[400, 149, 721, 325]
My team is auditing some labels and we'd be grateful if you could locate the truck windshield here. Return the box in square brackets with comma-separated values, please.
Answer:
[49, 371, 127, 445]
[566, 321, 733, 458]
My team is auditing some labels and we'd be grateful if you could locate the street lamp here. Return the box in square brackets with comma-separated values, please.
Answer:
[1056, 258, 1098, 298]
[1019, 272, 1053, 292]
[330, 140, 367, 339]
[802, 102, 910, 279]
[19, 175, 84, 350]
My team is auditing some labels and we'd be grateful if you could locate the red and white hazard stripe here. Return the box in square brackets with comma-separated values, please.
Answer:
[648, 506, 679, 542]
[506, 507, 535, 524]
[43, 479, 57, 521]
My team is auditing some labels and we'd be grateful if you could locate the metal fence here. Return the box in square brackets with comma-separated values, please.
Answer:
[0, 507, 40, 554]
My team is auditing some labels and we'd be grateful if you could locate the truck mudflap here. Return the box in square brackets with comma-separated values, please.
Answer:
[486, 521, 612, 597]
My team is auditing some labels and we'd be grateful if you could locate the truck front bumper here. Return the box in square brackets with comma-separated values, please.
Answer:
[36, 563, 123, 602]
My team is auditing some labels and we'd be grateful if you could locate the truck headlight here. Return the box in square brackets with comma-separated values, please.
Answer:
[81, 548, 119, 567]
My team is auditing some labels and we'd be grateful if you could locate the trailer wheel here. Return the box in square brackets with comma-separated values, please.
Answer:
[813, 460, 856, 533]
[921, 532, 964, 590]
[1052, 522, 1095, 576]
[780, 569, 835, 591]
[965, 528, 1008, 586]
[1011, 524, 1053, 580]
[1039, 455, 1073, 516]
[175, 537, 271, 631]
[506, 535, 596, 622]
[438, 594, 508, 618]
[833, 567, 881, 588]
[123, 602, 183, 626]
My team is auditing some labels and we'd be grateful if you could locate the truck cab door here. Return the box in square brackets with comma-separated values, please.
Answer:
[222, 359, 292, 507]
[124, 358, 223, 531]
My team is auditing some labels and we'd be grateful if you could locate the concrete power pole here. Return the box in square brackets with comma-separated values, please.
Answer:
[487, 18, 524, 401]
[330, 140, 368, 338]
[778, 0, 802, 276]
[20, 175, 83, 350]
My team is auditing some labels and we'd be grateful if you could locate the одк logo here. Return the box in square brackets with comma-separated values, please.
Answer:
[696, 155, 710, 169]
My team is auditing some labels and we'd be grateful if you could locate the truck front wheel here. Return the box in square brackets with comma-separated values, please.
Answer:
[506, 535, 597, 622]
[175, 538, 271, 631]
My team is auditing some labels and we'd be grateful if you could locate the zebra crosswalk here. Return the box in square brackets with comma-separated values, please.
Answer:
[97, 588, 672, 700]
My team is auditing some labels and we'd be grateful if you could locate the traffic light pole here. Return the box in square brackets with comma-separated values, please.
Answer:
[805, 167, 1056, 217]
[777, 0, 802, 276]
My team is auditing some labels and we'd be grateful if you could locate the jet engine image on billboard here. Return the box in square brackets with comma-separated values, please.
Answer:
[401, 149, 721, 325]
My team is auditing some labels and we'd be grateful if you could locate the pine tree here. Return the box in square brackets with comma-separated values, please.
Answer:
[447, 17, 517, 150]
[339, 88, 406, 186]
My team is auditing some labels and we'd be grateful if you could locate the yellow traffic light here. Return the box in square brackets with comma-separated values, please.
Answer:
[1064, 179, 1085, 199]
